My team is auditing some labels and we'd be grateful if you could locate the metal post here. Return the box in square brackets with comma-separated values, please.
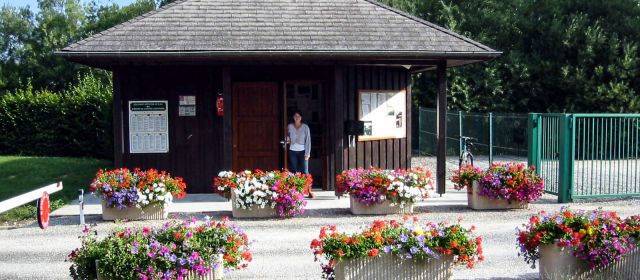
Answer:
[489, 112, 494, 164]
[436, 62, 447, 195]
[78, 189, 85, 225]
[558, 114, 574, 202]
[459, 111, 463, 158]
[418, 109, 423, 155]
[527, 113, 540, 170]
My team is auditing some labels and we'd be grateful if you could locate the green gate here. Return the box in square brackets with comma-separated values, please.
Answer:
[529, 113, 640, 202]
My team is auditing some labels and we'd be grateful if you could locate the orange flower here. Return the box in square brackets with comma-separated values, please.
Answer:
[173, 231, 183, 241]
[336, 249, 345, 256]
[368, 249, 379, 257]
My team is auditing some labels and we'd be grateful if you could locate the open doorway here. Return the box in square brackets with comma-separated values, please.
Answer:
[284, 82, 325, 189]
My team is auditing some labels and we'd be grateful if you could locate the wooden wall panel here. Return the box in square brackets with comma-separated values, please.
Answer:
[339, 66, 411, 172]
[116, 66, 222, 193]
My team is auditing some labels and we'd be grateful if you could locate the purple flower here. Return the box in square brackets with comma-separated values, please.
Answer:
[410, 247, 418, 254]
[399, 234, 408, 243]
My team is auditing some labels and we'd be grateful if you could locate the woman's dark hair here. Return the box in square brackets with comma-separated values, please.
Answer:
[291, 110, 303, 118]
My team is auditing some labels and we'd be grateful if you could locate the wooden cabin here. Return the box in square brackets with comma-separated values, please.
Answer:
[59, 0, 499, 193]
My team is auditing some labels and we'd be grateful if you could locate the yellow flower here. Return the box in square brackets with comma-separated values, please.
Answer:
[587, 228, 594, 236]
[415, 227, 424, 236]
[578, 229, 586, 236]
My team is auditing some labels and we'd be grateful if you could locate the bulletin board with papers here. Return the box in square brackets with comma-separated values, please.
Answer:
[128, 101, 169, 153]
[358, 90, 406, 141]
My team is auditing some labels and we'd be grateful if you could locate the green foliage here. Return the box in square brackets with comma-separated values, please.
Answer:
[0, 155, 112, 222]
[0, 73, 113, 159]
[383, 0, 640, 113]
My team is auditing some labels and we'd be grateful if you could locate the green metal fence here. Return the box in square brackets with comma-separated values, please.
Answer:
[416, 108, 528, 164]
[529, 113, 640, 202]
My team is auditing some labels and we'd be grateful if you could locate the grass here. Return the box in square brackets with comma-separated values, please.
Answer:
[0, 156, 112, 222]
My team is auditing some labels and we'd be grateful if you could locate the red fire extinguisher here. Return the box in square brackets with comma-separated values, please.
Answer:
[216, 93, 224, 116]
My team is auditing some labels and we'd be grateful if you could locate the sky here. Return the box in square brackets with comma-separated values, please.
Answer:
[0, 0, 137, 11]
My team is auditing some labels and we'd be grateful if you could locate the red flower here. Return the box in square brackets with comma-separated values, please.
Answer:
[241, 251, 252, 262]
[368, 249, 379, 257]
[173, 231, 183, 241]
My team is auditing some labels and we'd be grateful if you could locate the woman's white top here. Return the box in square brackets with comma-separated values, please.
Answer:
[288, 123, 311, 156]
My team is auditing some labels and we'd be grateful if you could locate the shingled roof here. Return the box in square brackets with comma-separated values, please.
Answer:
[59, 0, 500, 64]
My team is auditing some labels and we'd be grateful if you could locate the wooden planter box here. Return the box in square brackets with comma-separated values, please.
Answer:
[101, 201, 168, 221]
[539, 244, 640, 280]
[97, 254, 224, 280]
[349, 196, 414, 215]
[467, 182, 527, 210]
[231, 192, 278, 218]
[334, 253, 453, 280]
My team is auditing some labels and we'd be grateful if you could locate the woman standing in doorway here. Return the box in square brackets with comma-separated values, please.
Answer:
[287, 110, 313, 197]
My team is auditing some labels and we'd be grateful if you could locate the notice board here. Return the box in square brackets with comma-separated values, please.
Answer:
[358, 90, 406, 141]
[128, 101, 169, 153]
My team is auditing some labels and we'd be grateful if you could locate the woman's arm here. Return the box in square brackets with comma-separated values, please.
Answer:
[304, 124, 311, 159]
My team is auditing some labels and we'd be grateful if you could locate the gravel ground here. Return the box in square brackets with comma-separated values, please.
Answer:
[1, 157, 639, 279]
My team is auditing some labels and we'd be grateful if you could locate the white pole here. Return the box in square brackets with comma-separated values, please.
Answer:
[0, 182, 63, 214]
[78, 189, 85, 225]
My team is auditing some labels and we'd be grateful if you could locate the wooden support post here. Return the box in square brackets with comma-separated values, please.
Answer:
[332, 66, 345, 193]
[222, 67, 232, 170]
[112, 70, 124, 167]
[436, 62, 447, 195]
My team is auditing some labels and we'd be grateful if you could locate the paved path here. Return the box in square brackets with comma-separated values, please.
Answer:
[1, 191, 639, 279]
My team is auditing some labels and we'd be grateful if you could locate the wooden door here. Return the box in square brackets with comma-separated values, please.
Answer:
[232, 83, 281, 171]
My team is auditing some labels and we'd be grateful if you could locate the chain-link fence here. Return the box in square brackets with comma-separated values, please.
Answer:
[415, 108, 528, 167]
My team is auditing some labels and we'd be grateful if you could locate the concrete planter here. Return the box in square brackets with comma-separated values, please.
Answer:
[96, 254, 224, 280]
[538, 244, 589, 280]
[334, 253, 453, 280]
[231, 192, 278, 218]
[467, 182, 527, 210]
[349, 195, 414, 215]
[101, 201, 168, 221]
[538, 244, 640, 280]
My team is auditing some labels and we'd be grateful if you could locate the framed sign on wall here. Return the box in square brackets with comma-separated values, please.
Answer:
[129, 101, 169, 153]
[358, 90, 406, 141]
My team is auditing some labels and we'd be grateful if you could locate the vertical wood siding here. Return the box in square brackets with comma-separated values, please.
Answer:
[338, 66, 412, 173]
[114, 66, 223, 193]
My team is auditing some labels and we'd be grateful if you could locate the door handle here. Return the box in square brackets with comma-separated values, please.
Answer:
[280, 140, 287, 148]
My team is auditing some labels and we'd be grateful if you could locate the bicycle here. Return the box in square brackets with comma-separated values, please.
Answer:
[459, 136, 476, 168]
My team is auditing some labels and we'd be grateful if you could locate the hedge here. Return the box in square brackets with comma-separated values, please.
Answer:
[0, 74, 113, 159]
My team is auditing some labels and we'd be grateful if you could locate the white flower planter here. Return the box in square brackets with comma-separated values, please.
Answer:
[101, 201, 168, 221]
[467, 182, 527, 210]
[538, 244, 589, 280]
[538, 244, 640, 280]
[334, 253, 453, 280]
[231, 192, 278, 218]
[349, 195, 414, 215]
[96, 254, 224, 280]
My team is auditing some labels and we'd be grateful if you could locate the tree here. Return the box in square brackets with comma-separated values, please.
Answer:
[384, 0, 640, 113]
[0, 0, 158, 95]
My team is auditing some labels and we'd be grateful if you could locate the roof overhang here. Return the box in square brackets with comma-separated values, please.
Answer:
[56, 50, 502, 70]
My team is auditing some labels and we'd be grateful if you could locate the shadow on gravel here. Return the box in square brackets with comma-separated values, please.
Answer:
[414, 205, 533, 214]
[465, 272, 538, 279]
[302, 208, 353, 217]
